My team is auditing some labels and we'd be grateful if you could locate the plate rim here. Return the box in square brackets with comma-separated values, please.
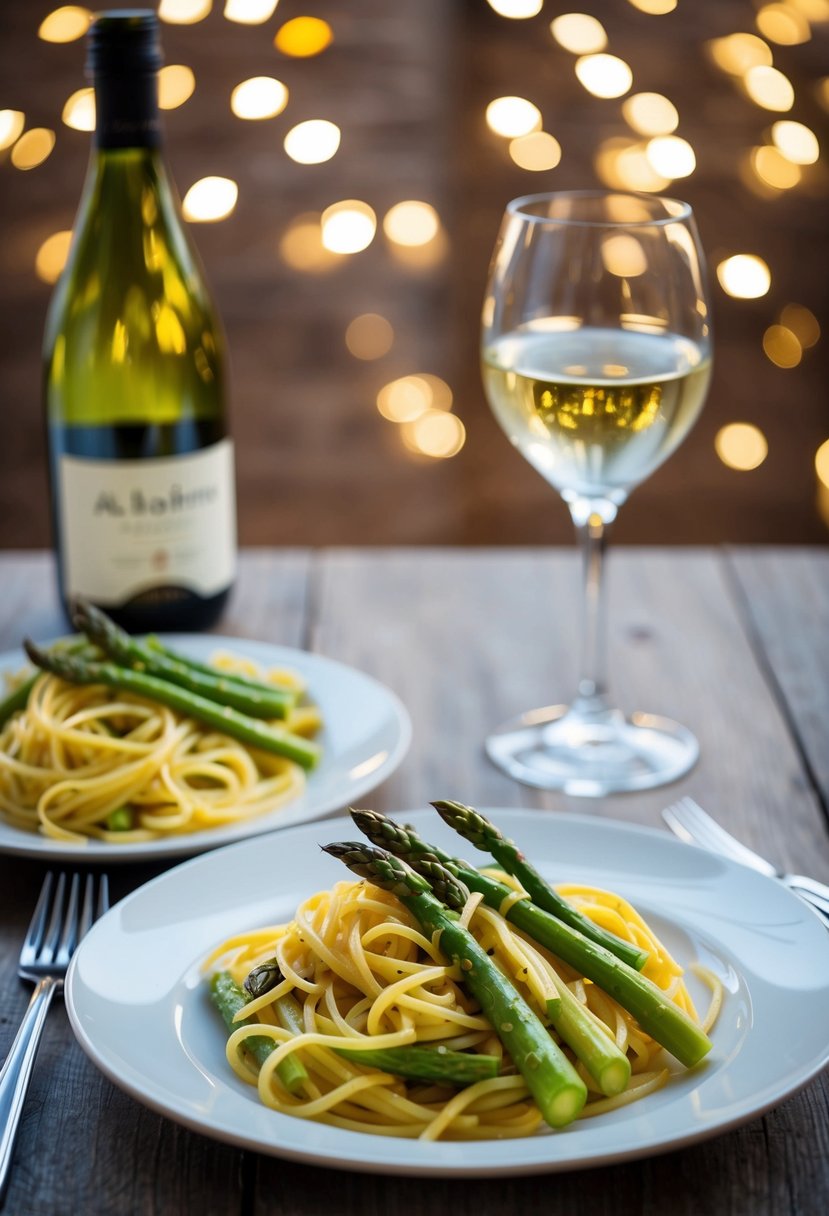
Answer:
[64, 808, 829, 1177]
[0, 634, 412, 862]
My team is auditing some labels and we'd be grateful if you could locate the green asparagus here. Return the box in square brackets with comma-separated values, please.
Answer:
[23, 640, 321, 770]
[0, 674, 37, 728]
[350, 810, 630, 1095]
[210, 971, 309, 1094]
[432, 799, 648, 971]
[349, 808, 711, 1070]
[72, 600, 297, 720]
[323, 841, 587, 1128]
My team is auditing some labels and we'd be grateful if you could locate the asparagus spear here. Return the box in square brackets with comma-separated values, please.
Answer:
[145, 633, 298, 695]
[23, 640, 321, 770]
[350, 809, 631, 1095]
[349, 808, 711, 1070]
[0, 674, 37, 728]
[210, 971, 309, 1094]
[323, 841, 587, 1128]
[432, 800, 648, 971]
[72, 600, 296, 720]
[216, 967, 499, 1087]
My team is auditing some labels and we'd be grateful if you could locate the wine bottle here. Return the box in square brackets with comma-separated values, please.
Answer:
[43, 10, 237, 632]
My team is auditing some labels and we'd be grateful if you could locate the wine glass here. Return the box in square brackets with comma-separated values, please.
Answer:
[481, 190, 712, 796]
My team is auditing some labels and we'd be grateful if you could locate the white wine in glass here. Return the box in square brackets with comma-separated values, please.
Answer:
[481, 192, 712, 795]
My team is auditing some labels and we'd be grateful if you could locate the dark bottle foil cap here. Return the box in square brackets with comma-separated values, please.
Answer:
[86, 10, 163, 77]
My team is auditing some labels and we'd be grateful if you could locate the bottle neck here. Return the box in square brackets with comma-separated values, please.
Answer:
[93, 70, 161, 151]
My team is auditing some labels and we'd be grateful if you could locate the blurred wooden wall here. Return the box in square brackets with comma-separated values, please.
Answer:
[1, 0, 827, 550]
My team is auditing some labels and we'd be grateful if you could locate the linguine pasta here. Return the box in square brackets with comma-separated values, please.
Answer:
[204, 873, 721, 1141]
[0, 653, 320, 844]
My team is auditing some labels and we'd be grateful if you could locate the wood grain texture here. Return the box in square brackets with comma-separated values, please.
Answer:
[0, 549, 827, 1216]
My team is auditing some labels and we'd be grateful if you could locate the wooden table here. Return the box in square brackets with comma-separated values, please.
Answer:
[1, 547, 827, 1216]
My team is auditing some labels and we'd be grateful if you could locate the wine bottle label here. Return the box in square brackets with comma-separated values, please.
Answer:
[57, 438, 236, 604]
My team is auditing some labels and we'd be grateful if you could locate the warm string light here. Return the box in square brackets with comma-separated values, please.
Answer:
[38, 7, 92, 42]
[0, 110, 26, 150]
[509, 131, 562, 171]
[231, 77, 289, 121]
[320, 201, 376, 254]
[716, 254, 771, 299]
[487, 0, 543, 16]
[345, 314, 394, 360]
[158, 0, 212, 23]
[10, 129, 56, 170]
[35, 230, 73, 283]
[715, 424, 769, 471]
[550, 14, 607, 54]
[486, 97, 542, 137]
[274, 17, 333, 57]
[283, 120, 340, 164]
[223, 0, 279, 22]
[182, 176, 238, 221]
[575, 55, 633, 99]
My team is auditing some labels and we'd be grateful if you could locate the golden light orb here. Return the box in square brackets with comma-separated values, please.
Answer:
[38, 6, 92, 42]
[401, 411, 466, 459]
[550, 13, 607, 54]
[159, 65, 196, 110]
[345, 314, 394, 360]
[10, 129, 56, 171]
[182, 176, 238, 222]
[716, 254, 771, 299]
[622, 92, 678, 136]
[485, 96, 542, 138]
[383, 201, 440, 247]
[320, 200, 376, 254]
[575, 54, 633, 100]
[771, 120, 819, 164]
[780, 303, 820, 348]
[763, 324, 802, 368]
[231, 77, 289, 121]
[0, 111, 25, 151]
[756, 3, 811, 45]
[508, 131, 562, 171]
[283, 120, 341, 164]
[646, 135, 695, 178]
[744, 65, 795, 111]
[274, 16, 333, 57]
[35, 230, 73, 283]
[62, 88, 96, 132]
[158, 0, 212, 23]
[715, 424, 768, 471]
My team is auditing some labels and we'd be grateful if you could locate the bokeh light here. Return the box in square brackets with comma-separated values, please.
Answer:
[62, 88, 95, 132]
[401, 411, 466, 459]
[0, 111, 26, 151]
[550, 14, 607, 54]
[708, 33, 773, 75]
[224, 0, 279, 22]
[321, 201, 376, 254]
[717, 254, 771, 299]
[485, 96, 542, 137]
[231, 77, 289, 120]
[35, 230, 73, 284]
[575, 55, 633, 100]
[275, 17, 333, 57]
[755, 4, 811, 45]
[158, 0, 212, 23]
[383, 201, 440, 247]
[345, 314, 394, 360]
[744, 66, 795, 111]
[10, 129, 56, 171]
[594, 137, 670, 192]
[377, 376, 433, 423]
[715, 424, 769, 470]
[182, 176, 238, 222]
[780, 303, 820, 348]
[763, 324, 802, 368]
[159, 65, 196, 110]
[279, 213, 341, 272]
[487, 0, 543, 15]
[508, 131, 562, 170]
[626, 0, 677, 12]
[646, 135, 695, 178]
[816, 439, 829, 490]
[38, 6, 92, 42]
[751, 145, 801, 189]
[622, 93, 678, 136]
[283, 119, 341, 164]
[771, 120, 820, 164]
[601, 233, 648, 277]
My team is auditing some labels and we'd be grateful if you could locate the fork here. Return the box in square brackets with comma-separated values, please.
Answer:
[662, 796, 829, 920]
[0, 871, 109, 1205]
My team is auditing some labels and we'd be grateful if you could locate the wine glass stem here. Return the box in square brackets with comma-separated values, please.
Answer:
[568, 496, 618, 718]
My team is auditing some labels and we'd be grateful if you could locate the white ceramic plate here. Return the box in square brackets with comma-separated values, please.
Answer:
[65, 809, 829, 1177]
[0, 635, 411, 862]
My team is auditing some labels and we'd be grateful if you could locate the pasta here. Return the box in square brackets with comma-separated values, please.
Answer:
[204, 873, 721, 1141]
[0, 653, 320, 844]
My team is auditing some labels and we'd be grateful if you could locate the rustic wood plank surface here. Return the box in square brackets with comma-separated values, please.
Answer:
[0, 548, 827, 1216]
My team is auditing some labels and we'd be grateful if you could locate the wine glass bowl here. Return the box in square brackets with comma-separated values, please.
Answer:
[481, 191, 711, 796]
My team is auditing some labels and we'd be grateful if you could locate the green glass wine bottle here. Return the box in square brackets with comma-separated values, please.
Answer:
[43, 10, 236, 632]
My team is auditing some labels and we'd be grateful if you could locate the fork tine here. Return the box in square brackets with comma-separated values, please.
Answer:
[19, 871, 55, 967]
[38, 872, 67, 966]
[78, 873, 95, 940]
[55, 873, 81, 968]
[97, 873, 110, 919]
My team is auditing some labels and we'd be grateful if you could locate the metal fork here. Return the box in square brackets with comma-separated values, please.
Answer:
[0, 872, 109, 1205]
[662, 796, 829, 920]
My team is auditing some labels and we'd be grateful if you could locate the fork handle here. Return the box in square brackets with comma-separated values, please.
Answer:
[0, 978, 61, 1206]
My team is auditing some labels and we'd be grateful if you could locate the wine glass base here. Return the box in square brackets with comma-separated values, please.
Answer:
[485, 704, 698, 797]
